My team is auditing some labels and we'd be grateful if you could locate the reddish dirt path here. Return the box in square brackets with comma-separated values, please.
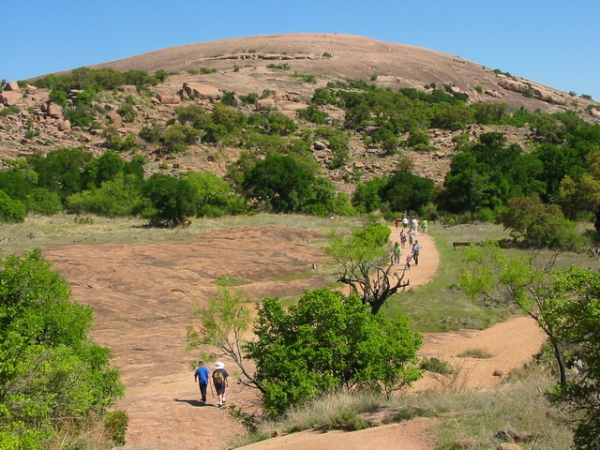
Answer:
[45, 224, 545, 450]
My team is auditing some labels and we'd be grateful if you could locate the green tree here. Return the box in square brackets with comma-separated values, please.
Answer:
[82, 151, 126, 189]
[187, 288, 256, 388]
[28, 147, 93, 201]
[380, 171, 434, 214]
[162, 124, 202, 153]
[142, 174, 196, 227]
[265, 113, 298, 136]
[183, 171, 247, 217]
[352, 177, 388, 213]
[245, 289, 422, 416]
[556, 147, 600, 232]
[242, 155, 315, 213]
[545, 267, 600, 449]
[461, 247, 600, 449]
[67, 174, 144, 217]
[0, 249, 124, 448]
[327, 223, 409, 314]
[497, 196, 580, 250]
[25, 188, 63, 215]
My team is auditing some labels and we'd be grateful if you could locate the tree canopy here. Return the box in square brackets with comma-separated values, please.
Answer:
[244, 289, 422, 416]
[0, 249, 123, 448]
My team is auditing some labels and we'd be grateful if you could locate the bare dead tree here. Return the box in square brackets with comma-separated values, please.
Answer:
[338, 259, 409, 314]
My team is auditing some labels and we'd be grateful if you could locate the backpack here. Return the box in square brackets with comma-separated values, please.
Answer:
[213, 370, 225, 387]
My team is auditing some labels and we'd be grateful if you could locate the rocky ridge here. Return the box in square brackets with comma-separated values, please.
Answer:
[1, 33, 599, 191]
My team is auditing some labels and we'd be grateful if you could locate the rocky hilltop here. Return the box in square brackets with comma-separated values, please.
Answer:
[1, 33, 598, 190]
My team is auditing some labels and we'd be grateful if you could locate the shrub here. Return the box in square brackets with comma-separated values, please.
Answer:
[420, 357, 454, 374]
[458, 349, 492, 359]
[104, 410, 129, 446]
[239, 92, 258, 105]
[0, 105, 20, 117]
[0, 190, 26, 222]
[245, 289, 422, 416]
[292, 72, 317, 84]
[266, 63, 290, 70]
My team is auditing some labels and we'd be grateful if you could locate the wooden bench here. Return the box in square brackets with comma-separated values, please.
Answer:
[453, 242, 471, 250]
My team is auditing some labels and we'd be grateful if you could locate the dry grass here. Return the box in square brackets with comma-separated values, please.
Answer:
[230, 366, 573, 449]
[0, 212, 361, 255]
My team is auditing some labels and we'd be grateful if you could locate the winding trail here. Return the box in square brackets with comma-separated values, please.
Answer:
[238, 225, 546, 450]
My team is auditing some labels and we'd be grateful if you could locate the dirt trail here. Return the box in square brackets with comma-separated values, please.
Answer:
[45, 224, 545, 450]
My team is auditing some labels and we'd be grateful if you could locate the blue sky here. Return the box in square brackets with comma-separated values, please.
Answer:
[3, 1, 599, 100]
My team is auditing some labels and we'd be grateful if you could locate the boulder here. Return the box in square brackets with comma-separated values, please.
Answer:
[156, 93, 181, 105]
[119, 84, 137, 94]
[532, 88, 565, 105]
[182, 82, 221, 100]
[0, 91, 22, 106]
[58, 120, 71, 131]
[313, 140, 327, 150]
[589, 108, 600, 119]
[5, 81, 21, 92]
[256, 98, 275, 111]
[498, 79, 528, 94]
[107, 110, 122, 125]
[46, 103, 62, 119]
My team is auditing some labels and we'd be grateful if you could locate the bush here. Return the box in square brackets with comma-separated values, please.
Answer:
[0, 190, 26, 222]
[0, 105, 20, 117]
[0, 249, 123, 447]
[142, 173, 196, 227]
[245, 289, 422, 416]
[104, 410, 129, 446]
[420, 357, 454, 374]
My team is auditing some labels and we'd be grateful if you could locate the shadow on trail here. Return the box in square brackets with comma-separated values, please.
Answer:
[174, 398, 216, 407]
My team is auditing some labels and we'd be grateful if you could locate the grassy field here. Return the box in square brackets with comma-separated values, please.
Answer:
[0, 212, 360, 255]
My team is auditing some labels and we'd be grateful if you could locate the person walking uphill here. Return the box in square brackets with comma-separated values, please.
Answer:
[194, 360, 210, 404]
[393, 242, 401, 264]
[213, 361, 229, 407]
[412, 240, 421, 266]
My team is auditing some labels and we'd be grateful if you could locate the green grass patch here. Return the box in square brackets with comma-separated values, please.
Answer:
[213, 275, 250, 287]
[458, 348, 493, 359]
[274, 270, 315, 282]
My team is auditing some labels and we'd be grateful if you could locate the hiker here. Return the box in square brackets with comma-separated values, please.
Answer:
[402, 215, 409, 229]
[213, 361, 229, 407]
[393, 242, 401, 264]
[421, 219, 429, 235]
[193, 360, 211, 404]
[400, 229, 407, 249]
[412, 240, 420, 266]
[411, 217, 418, 235]
[405, 254, 412, 271]
[409, 228, 415, 245]
[395, 219, 400, 228]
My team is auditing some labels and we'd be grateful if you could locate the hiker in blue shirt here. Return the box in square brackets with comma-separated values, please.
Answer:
[194, 360, 211, 403]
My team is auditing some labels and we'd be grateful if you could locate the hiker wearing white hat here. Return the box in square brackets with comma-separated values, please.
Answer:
[212, 362, 229, 407]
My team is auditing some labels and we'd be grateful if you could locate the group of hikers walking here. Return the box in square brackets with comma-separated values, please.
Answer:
[194, 360, 229, 407]
[393, 214, 427, 270]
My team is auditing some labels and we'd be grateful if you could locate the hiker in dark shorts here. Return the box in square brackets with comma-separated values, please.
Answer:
[193, 360, 210, 403]
[213, 361, 229, 407]
[412, 240, 420, 266]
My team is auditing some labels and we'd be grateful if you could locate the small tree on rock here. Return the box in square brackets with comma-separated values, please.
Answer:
[327, 223, 409, 314]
